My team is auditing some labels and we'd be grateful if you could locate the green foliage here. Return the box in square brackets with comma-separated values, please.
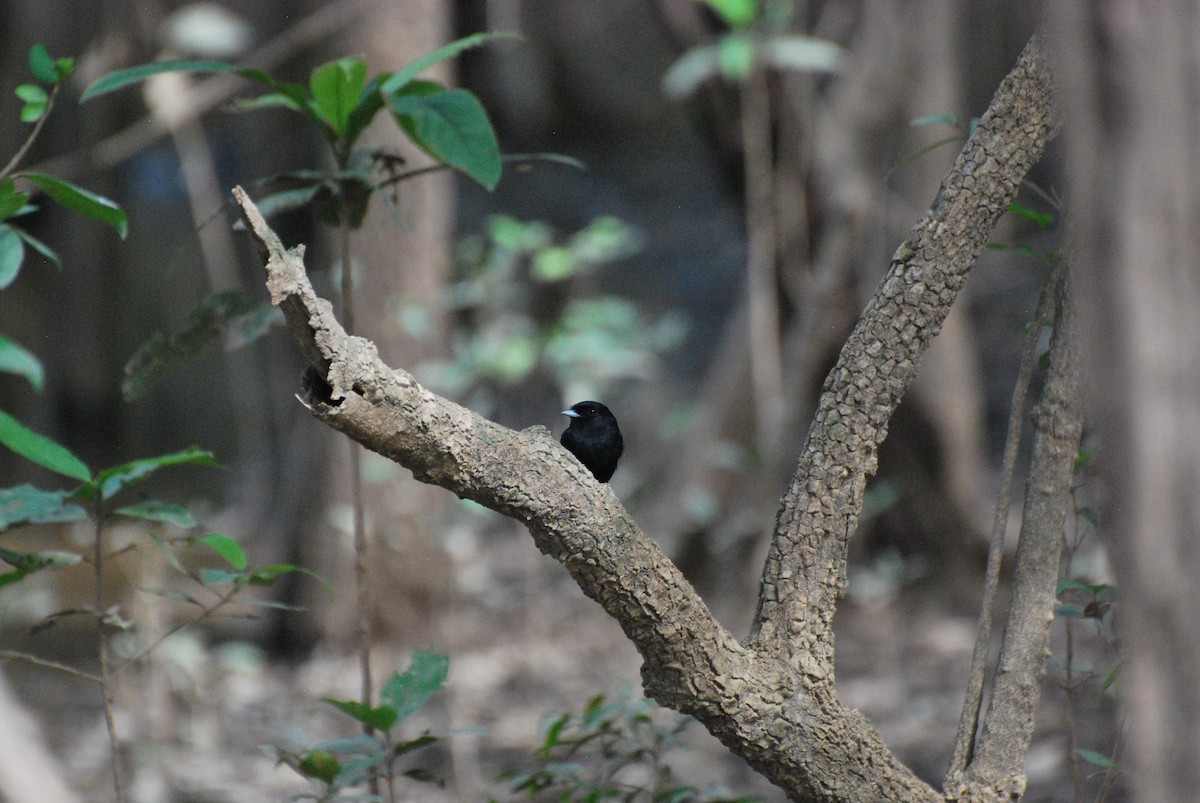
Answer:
[20, 172, 127, 238]
[89, 36, 520, 398]
[16, 44, 74, 122]
[274, 650, 450, 801]
[408, 215, 684, 409]
[1053, 445, 1123, 797]
[0, 417, 323, 598]
[498, 692, 758, 802]
[662, 1, 842, 98]
[0, 544, 82, 588]
[702, 0, 761, 29]
[1, 45, 126, 394]
[388, 84, 502, 189]
[0, 408, 92, 482]
[0, 335, 45, 391]
[0, 485, 87, 531]
[83, 33, 509, 190]
[984, 204, 1058, 266]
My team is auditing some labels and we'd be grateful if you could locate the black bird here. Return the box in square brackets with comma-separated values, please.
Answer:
[560, 401, 623, 483]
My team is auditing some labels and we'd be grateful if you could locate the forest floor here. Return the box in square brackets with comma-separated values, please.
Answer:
[5, 512, 1122, 802]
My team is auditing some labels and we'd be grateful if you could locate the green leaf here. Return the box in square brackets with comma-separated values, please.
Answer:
[379, 651, 449, 726]
[0, 335, 44, 391]
[985, 242, 1039, 260]
[194, 533, 246, 570]
[148, 588, 206, 607]
[93, 446, 218, 501]
[911, 113, 960, 128]
[309, 56, 368, 137]
[663, 45, 723, 98]
[199, 567, 243, 586]
[114, 500, 195, 528]
[0, 544, 82, 583]
[15, 84, 49, 122]
[230, 91, 305, 114]
[251, 184, 322, 220]
[1008, 202, 1054, 230]
[0, 408, 91, 482]
[1075, 748, 1115, 770]
[247, 563, 333, 596]
[388, 86, 502, 189]
[0, 225, 25, 289]
[0, 546, 82, 588]
[1101, 661, 1122, 692]
[14, 227, 61, 267]
[393, 734, 438, 757]
[541, 714, 570, 753]
[343, 74, 389, 147]
[324, 698, 398, 732]
[28, 45, 58, 84]
[532, 246, 575, 281]
[380, 32, 518, 96]
[81, 59, 276, 101]
[53, 57, 75, 82]
[0, 180, 31, 221]
[716, 33, 755, 81]
[298, 748, 341, 784]
[761, 35, 845, 73]
[1073, 447, 1094, 473]
[20, 173, 127, 239]
[1055, 603, 1084, 619]
[121, 290, 281, 400]
[0, 485, 87, 532]
[700, 0, 759, 28]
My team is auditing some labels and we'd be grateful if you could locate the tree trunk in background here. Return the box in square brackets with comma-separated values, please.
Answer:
[295, 0, 457, 650]
[1053, 3, 1200, 799]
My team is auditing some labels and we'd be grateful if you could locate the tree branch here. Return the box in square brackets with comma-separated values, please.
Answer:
[232, 32, 1060, 803]
[233, 186, 937, 801]
[955, 261, 1082, 798]
[748, 35, 1060, 676]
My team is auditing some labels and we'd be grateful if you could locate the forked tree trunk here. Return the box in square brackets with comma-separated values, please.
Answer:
[234, 34, 1078, 802]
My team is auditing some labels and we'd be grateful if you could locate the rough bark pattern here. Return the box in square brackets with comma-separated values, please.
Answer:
[233, 32, 1059, 803]
[948, 267, 1082, 800]
[236, 186, 935, 801]
[748, 36, 1060, 675]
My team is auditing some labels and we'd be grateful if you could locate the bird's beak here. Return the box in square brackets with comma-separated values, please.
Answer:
[561, 409, 580, 418]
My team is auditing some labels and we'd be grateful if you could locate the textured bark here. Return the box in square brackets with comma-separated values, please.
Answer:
[234, 31, 1058, 803]
[236, 185, 936, 802]
[947, 265, 1083, 800]
[748, 36, 1059, 672]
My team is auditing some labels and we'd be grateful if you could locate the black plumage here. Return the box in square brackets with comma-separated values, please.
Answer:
[560, 401, 623, 483]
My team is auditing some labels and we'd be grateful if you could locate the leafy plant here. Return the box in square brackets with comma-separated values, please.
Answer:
[662, 0, 844, 98]
[82, 32, 508, 214]
[84, 35, 520, 762]
[273, 650, 450, 802]
[1, 45, 128, 392]
[0, 409, 326, 801]
[406, 215, 685, 410]
[86, 35, 514, 401]
[497, 692, 758, 803]
[1053, 446, 1123, 799]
